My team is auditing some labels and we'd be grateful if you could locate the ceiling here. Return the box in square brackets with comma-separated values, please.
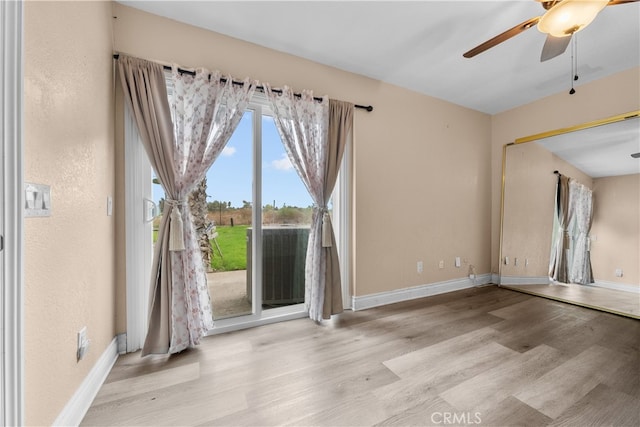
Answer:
[535, 115, 640, 178]
[118, 0, 640, 114]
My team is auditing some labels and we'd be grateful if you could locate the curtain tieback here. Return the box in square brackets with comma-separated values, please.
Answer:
[562, 229, 570, 248]
[165, 198, 186, 251]
[315, 205, 333, 248]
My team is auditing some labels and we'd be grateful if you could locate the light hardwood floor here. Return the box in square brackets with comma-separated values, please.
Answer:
[82, 286, 640, 426]
[501, 283, 640, 319]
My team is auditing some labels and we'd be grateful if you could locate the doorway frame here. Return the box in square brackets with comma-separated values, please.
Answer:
[1, 0, 25, 424]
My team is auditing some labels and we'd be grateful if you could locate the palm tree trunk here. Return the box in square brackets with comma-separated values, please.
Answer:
[189, 177, 213, 272]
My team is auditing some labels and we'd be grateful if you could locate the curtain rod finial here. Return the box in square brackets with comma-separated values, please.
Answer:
[355, 104, 373, 112]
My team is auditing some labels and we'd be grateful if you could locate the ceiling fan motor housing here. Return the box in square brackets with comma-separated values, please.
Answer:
[537, 0, 609, 37]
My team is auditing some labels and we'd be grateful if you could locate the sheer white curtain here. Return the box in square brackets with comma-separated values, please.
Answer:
[163, 68, 256, 353]
[568, 180, 594, 285]
[263, 85, 334, 321]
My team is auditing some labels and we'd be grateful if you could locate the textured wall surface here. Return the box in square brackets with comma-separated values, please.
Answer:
[591, 174, 640, 288]
[24, 1, 115, 425]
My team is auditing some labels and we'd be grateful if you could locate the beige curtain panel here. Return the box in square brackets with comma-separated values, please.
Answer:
[549, 174, 571, 283]
[323, 99, 354, 319]
[118, 56, 177, 355]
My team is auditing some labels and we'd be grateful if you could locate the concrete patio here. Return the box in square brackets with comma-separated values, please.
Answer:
[207, 270, 251, 319]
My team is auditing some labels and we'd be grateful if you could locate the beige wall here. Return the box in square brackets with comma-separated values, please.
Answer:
[501, 143, 592, 278]
[590, 174, 640, 288]
[24, 1, 115, 425]
[111, 3, 493, 305]
[491, 67, 640, 275]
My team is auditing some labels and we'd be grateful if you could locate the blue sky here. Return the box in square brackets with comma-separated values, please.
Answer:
[153, 111, 312, 208]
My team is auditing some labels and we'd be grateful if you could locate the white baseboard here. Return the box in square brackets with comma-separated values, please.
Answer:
[116, 333, 127, 354]
[499, 276, 550, 285]
[491, 273, 500, 285]
[53, 337, 119, 426]
[351, 274, 492, 311]
[589, 280, 640, 294]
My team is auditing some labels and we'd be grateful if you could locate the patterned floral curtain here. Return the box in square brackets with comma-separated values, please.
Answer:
[119, 56, 256, 355]
[264, 85, 353, 321]
[160, 67, 256, 353]
[568, 180, 594, 285]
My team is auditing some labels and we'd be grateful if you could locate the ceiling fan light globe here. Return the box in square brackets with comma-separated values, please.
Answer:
[537, 0, 609, 37]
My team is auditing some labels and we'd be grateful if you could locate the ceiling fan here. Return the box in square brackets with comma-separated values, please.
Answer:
[463, 0, 639, 62]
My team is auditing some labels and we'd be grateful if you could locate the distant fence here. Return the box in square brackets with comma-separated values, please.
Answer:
[154, 206, 317, 227]
[208, 207, 314, 226]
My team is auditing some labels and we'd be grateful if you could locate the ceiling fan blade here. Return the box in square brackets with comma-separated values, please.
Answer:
[606, 0, 639, 5]
[540, 34, 572, 62]
[463, 16, 541, 58]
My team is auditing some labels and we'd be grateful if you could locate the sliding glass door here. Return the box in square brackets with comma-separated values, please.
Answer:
[197, 99, 313, 325]
[129, 94, 350, 340]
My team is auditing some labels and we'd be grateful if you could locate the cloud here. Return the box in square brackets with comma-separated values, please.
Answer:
[271, 154, 294, 171]
[221, 146, 236, 157]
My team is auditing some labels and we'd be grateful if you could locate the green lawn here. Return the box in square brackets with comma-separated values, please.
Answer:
[154, 224, 248, 272]
[211, 225, 248, 272]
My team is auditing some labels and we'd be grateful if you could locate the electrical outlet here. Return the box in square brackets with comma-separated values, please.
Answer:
[504, 256, 509, 265]
[438, 260, 444, 269]
[525, 258, 529, 267]
[455, 257, 461, 268]
[417, 261, 423, 274]
[615, 268, 623, 277]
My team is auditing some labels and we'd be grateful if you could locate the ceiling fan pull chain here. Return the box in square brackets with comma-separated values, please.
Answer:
[569, 35, 577, 95]
[574, 35, 579, 82]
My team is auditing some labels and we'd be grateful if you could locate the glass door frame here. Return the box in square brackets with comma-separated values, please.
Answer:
[207, 98, 310, 335]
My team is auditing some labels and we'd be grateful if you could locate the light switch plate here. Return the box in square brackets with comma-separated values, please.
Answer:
[24, 183, 51, 217]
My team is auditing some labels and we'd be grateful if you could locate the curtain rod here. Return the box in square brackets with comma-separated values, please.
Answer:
[113, 54, 373, 112]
